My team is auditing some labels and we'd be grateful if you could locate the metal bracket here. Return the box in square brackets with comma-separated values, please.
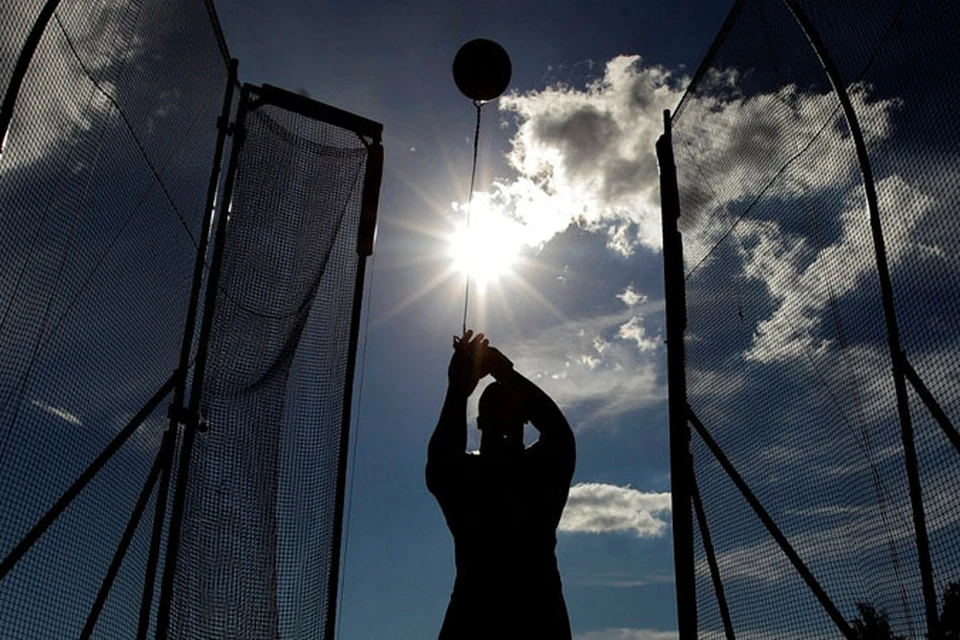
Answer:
[216, 115, 235, 136]
[166, 405, 208, 433]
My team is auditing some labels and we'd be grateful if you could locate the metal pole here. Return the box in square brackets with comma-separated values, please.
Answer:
[690, 469, 735, 640]
[0, 374, 177, 581]
[688, 408, 855, 639]
[168, 57, 238, 431]
[154, 84, 251, 640]
[779, 2, 940, 636]
[656, 109, 698, 639]
[324, 138, 383, 640]
[0, 0, 64, 155]
[138, 59, 238, 638]
[80, 451, 165, 640]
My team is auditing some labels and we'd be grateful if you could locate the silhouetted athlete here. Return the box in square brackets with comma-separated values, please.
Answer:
[427, 330, 576, 640]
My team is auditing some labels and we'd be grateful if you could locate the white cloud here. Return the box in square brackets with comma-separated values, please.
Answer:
[31, 399, 82, 426]
[742, 175, 934, 363]
[2, 1, 142, 170]
[618, 316, 660, 352]
[606, 222, 639, 257]
[559, 483, 671, 538]
[468, 59, 900, 270]
[502, 301, 666, 425]
[464, 55, 686, 255]
[669, 82, 903, 286]
[675, 77, 901, 263]
[575, 628, 678, 640]
[616, 285, 648, 307]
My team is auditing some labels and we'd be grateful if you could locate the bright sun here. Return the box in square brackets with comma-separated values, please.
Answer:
[448, 205, 523, 289]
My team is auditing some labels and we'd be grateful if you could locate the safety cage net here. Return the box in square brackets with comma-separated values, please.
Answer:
[168, 84, 380, 639]
[0, 2, 382, 639]
[0, 0, 230, 637]
[664, 0, 960, 638]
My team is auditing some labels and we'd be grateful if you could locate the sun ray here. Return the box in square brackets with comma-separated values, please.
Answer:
[381, 213, 450, 240]
[507, 272, 570, 325]
[490, 277, 521, 337]
[511, 253, 562, 275]
[372, 267, 458, 329]
[385, 250, 453, 272]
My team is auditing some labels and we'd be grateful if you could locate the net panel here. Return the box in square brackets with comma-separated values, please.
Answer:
[0, 0, 230, 637]
[671, 0, 960, 637]
[852, 4, 960, 630]
[170, 85, 374, 639]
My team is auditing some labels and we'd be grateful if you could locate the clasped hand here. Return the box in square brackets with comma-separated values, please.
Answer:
[448, 329, 511, 396]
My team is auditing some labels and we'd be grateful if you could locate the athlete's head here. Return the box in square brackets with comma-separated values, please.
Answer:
[477, 381, 525, 447]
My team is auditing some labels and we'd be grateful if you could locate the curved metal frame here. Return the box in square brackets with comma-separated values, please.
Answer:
[779, 1, 940, 637]
[0, 0, 64, 155]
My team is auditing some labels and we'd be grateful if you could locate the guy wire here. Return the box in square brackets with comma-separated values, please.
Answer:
[462, 100, 483, 334]
[336, 251, 376, 640]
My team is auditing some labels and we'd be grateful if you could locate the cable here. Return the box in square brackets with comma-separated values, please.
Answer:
[53, 13, 200, 247]
[335, 251, 377, 640]
[461, 100, 483, 334]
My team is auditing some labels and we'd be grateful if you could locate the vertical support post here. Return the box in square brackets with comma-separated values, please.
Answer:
[154, 83, 251, 640]
[657, 109, 698, 639]
[324, 137, 383, 640]
[0, 0, 64, 155]
[138, 59, 238, 639]
[168, 57, 239, 440]
[780, 2, 940, 637]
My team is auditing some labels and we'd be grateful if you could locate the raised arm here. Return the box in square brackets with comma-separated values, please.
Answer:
[427, 331, 487, 491]
[428, 385, 468, 461]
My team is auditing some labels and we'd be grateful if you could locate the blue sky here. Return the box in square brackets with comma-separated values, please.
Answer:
[213, 1, 732, 638]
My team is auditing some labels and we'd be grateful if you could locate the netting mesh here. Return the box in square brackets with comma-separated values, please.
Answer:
[0, 0, 229, 637]
[670, 0, 960, 637]
[169, 86, 371, 639]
